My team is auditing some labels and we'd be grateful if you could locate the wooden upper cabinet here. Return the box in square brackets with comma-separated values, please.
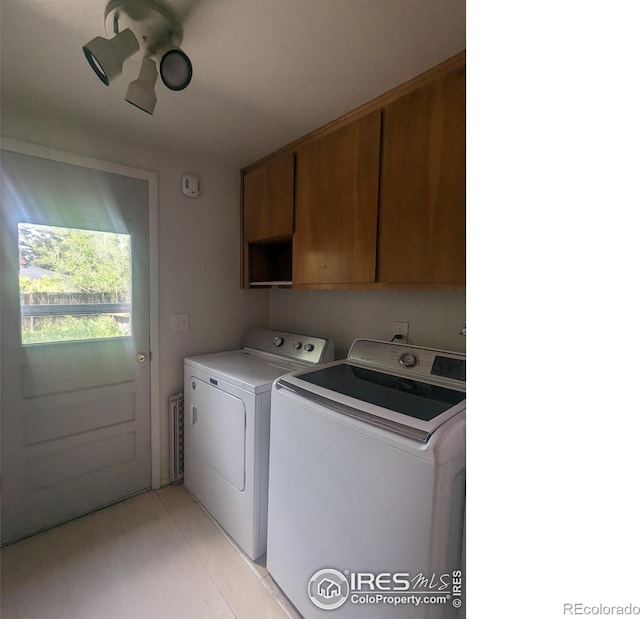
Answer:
[240, 52, 466, 290]
[377, 63, 466, 285]
[293, 111, 381, 285]
[242, 153, 294, 242]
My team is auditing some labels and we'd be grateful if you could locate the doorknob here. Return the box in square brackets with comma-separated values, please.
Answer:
[136, 352, 147, 363]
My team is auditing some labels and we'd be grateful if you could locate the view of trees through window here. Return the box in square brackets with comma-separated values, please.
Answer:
[19, 223, 133, 344]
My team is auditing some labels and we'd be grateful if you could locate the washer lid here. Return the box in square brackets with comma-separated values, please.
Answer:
[294, 362, 465, 422]
[277, 358, 466, 442]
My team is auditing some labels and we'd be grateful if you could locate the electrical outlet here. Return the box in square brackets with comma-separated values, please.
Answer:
[392, 321, 409, 343]
[171, 313, 189, 332]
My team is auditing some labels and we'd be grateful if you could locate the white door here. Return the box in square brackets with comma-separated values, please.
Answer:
[1, 150, 151, 544]
[189, 377, 246, 491]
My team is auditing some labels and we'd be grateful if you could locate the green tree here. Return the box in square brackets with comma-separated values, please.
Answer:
[19, 274, 69, 293]
[18, 224, 59, 268]
[19, 224, 131, 298]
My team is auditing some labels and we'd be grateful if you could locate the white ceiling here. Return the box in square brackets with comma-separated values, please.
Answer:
[0, 0, 465, 168]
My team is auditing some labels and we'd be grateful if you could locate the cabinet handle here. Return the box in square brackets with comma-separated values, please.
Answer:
[191, 405, 197, 425]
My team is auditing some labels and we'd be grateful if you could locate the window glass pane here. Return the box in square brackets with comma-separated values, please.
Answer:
[19, 223, 132, 344]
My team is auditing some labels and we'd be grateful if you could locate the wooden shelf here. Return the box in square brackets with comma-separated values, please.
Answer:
[249, 281, 293, 288]
[245, 239, 292, 286]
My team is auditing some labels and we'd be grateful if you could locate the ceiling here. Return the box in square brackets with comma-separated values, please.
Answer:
[0, 0, 465, 168]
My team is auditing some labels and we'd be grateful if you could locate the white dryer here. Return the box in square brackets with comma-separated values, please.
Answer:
[184, 328, 334, 560]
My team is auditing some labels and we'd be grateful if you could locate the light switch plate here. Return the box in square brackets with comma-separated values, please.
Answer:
[172, 313, 189, 332]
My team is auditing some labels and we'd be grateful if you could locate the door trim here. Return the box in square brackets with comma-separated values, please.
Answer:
[1, 137, 161, 489]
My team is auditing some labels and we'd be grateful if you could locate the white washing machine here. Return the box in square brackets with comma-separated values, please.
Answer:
[184, 327, 334, 560]
[267, 338, 466, 619]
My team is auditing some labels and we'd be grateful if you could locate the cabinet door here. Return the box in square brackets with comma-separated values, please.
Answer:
[243, 153, 294, 242]
[294, 111, 380, 285]
[377, 64, 465, 285]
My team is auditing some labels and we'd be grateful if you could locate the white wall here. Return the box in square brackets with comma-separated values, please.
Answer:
[1, 105, 270, 486]
[269, 289, 466, 359]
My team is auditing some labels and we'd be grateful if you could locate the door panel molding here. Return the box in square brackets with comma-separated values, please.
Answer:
[25, 392, 136, 445]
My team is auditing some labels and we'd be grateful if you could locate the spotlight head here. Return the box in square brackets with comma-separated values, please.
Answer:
[82, 28, 139, 85]
[125, 57, 158, 115]
[157, 45, 193, 91]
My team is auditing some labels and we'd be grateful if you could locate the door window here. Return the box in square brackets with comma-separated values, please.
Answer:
[18, 223, 132, 344]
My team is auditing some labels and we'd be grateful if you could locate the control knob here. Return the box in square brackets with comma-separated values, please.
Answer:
[292, 341, 302, 350]
[399, 352, 418, 368]
[303, 343, 315, 352]
[272, 336, 284, 347]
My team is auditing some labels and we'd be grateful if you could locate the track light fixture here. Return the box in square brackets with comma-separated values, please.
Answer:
[125, 56, 158, 114]
[83, 28, 139, 86]
[82, 0, 193, 115]
[157, 45, 193, 91]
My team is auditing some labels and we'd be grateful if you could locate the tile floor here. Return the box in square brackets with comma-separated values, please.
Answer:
[0, 485, 301, 619]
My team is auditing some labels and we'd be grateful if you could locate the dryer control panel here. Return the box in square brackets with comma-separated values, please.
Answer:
[242, 328, 335, 366]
